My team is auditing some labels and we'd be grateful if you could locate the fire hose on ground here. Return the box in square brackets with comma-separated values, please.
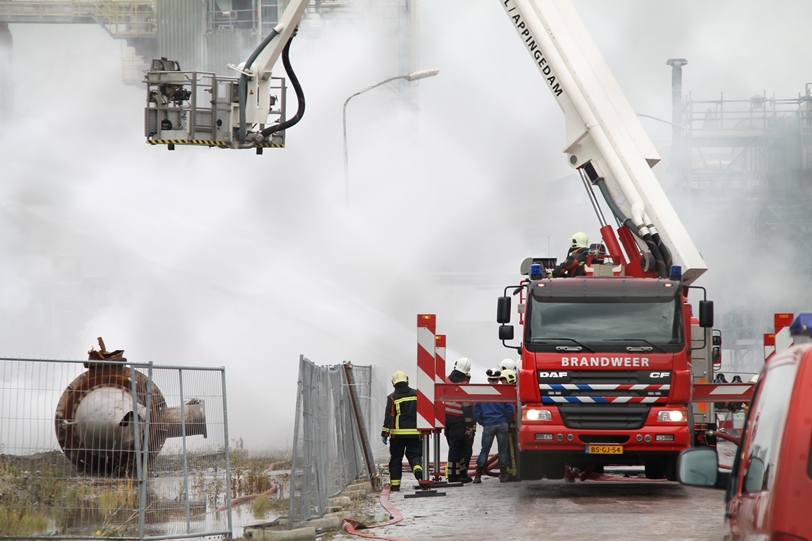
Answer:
[340, 454, 501, 540]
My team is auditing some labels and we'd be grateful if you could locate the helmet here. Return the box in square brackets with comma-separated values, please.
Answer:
[570, 232, 588, 249]
[499, 358, 517, 371]
[499, 369, 517, 384]
[453, 358, 471, 376]
[391, 370, 409, 385]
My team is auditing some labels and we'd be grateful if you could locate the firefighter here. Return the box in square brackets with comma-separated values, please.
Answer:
[500, 367, 521, 482]
[727, 375, 744, 412]
[444, 358, 475, 483]
[460, 367, 476, 483]
[551, 231, 590, 277]
[499, 358, 518, 372]
[381, 370, 423, 492]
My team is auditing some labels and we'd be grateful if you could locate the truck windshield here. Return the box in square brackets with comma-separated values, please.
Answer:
[527, 297, 683, 346]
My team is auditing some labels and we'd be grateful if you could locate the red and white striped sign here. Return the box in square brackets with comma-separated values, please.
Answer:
[764, 313, 795, 362]
[764, 333, 776, 362]
[435, 383, 517, 403]
[434, 334, 446, 429]
[416, 314, 436, 430]
[692, 382, 755, 402]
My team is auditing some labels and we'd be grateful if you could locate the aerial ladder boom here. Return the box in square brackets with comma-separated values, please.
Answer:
[144, 0, 310, 151]
[501, 0, 707, 285]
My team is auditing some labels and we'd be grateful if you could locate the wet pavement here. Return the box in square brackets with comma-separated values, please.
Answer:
[331, 442, 737, 541]
[341, 479, 726, 541]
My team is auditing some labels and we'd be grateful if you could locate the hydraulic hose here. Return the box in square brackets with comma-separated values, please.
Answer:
[238, 28, 280, 144]
[261, 31, 305, 137]
[642, 232, 668, 278]
[652, 232, 673, 272]
[595, 177, 637, 234]
[596, 177, 668, 276]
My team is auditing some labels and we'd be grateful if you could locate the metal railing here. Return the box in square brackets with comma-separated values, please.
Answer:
[0, 1, 157, 37]
[0, 357, 230, 540]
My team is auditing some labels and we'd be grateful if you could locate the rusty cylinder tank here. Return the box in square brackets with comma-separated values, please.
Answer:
[54, 362, 207, 476]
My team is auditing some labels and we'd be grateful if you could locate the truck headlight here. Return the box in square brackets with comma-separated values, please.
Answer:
[657, 409, 687, 422]
[523, 408, 552, 421]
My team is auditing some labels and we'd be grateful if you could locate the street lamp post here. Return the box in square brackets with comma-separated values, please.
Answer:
[342, 68, 440, 207]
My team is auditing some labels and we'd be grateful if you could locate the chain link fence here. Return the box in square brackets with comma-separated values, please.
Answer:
[0, 357, 230, 540]
[289, 356, 386, 522]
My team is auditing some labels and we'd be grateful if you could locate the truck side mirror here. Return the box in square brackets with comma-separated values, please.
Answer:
[699, 300, 714, 328]
[497, 296, 511, 324]
[499, 325, 514, 341]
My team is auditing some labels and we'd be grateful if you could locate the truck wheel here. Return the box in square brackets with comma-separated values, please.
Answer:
[541, 458, 566, 479]
[666, 455, 679, 481]
[518, 451, 544, 480]
[644, 461, 666, 479]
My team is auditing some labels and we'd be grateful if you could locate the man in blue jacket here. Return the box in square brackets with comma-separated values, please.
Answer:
[472, 369, 516, 483]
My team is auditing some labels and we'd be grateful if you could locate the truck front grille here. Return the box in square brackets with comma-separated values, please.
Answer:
[558, 404, 650, 429]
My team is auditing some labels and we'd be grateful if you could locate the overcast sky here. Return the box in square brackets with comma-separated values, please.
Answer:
[1, 0, 811, 451]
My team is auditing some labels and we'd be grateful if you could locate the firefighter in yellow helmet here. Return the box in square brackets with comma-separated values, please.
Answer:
[381, 370, 423, 492]
[499, 369, 520, 482]
[551, 232, 590, 277]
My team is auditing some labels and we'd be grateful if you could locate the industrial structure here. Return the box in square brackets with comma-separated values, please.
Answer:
[666, 60, 812, 371]
[0, 0, 418, 102]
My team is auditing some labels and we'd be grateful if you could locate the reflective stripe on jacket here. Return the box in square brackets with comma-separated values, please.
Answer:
[381, 385, 419, 437]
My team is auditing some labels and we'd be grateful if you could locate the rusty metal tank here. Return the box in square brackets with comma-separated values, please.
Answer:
[54, 339, 207, 476]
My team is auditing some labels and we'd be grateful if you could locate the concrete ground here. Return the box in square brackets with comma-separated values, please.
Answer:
[329, 441, 737, 541]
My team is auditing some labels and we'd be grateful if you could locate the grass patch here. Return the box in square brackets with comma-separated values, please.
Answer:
[0, 507, 50, 536]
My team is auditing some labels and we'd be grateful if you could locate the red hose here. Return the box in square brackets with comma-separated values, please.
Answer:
[340, 484, 411, 541]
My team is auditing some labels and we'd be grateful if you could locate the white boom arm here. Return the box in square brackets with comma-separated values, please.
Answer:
[500, 0, 707, 285]
[232, 0, 310, 142]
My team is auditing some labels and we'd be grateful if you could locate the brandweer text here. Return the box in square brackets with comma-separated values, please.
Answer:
[561, 357, 651, 367]
[502, 0, 563, 97]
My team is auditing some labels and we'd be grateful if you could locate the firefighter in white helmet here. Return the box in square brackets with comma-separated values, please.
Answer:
[444, 358, 475, 483]
[381, 370, 423, 491]
[499, 358, 518, 372]
[551, 231, 590, 277]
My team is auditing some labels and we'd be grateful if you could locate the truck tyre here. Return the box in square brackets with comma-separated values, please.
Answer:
[666, 454, 679, 481]
[644, 461, 666, 479]
[541, 458, 566, 479]
[518, 451, 544, 480]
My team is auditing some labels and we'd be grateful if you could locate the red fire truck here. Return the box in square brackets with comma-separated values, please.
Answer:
[491, 0, 727, 481]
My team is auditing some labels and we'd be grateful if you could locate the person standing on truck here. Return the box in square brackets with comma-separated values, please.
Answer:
[550, 231, 590, 277]
[381, 370, 423, 492]
[445, 358, 475, 483]
[472, 369, 516, 483]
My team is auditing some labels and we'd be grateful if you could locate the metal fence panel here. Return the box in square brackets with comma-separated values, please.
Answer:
[0, 358, 230, 541]
[288, 357, 382, 522]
